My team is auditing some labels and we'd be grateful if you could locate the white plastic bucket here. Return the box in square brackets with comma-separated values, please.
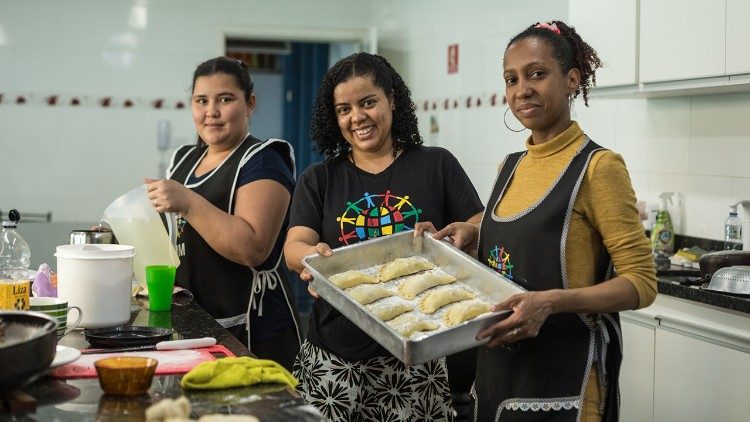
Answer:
[55, 244, 135, 328]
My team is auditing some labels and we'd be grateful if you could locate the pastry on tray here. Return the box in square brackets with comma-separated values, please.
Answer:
[346, 284, 393, 305]
[329, 270, 379, 289]
[378, 256, 434, 282]
[419, 286, 475, 314]
[443, 299, 492, 327]
[396, 272, 456, 299]
[387, 312, 439, 337]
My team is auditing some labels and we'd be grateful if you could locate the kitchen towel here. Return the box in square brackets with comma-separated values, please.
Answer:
[180, 356, 298, 390]
[51, 345, 233, 378]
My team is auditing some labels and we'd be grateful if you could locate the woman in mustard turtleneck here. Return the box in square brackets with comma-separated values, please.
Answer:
[419, 21, 657, 422]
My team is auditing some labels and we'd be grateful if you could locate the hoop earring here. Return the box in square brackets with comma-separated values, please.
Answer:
[504, 107, 526, 133]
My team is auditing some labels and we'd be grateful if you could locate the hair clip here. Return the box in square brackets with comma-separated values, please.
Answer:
[535, 22, 561, 35]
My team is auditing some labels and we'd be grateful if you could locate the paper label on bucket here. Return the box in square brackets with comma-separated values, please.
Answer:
[0, 279, 30, 310]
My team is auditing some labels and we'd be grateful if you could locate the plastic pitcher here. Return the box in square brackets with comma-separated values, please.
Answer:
[102, 185, 179, 288]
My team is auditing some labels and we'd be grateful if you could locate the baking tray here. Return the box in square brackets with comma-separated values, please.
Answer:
[303, 230, 525, 366]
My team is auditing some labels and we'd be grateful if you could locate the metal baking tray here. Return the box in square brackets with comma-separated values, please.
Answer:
[302, 230, 525, 366]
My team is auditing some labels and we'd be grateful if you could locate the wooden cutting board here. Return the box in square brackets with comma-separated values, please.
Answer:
[51, 345, 233, 379]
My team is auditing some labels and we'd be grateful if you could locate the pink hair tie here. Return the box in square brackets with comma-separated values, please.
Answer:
[535, 22, 561, 35]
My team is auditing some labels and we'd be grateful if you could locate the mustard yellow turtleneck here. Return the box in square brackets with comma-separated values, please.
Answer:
[494, 121, 657, 308]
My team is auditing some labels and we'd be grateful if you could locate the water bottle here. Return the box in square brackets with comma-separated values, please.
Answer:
[0, 209, 31, 310]
[724, 206, 743, 250]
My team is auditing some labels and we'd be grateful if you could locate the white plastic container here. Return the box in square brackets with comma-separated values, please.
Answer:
[55, 244, 135, 328]
[102, 185, 179, 288]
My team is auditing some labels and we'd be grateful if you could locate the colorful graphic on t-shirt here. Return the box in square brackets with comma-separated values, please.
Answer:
[488, 245, 514, 279]
[337, 190, 422, 244]
[175, 215, 187, 240]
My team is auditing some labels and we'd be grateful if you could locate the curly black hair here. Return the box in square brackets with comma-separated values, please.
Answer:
[309, 52, 422, 160]
[507, 20, 602, 106]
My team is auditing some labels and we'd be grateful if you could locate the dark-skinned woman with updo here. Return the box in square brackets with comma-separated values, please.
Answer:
[417, 21, 657, 422]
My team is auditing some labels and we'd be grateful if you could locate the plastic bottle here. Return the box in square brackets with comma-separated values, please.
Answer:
[724, 205, 743, 250]
[0, 209, 31, 310]
[651, 192, 675, 256]
[0, 209, 31, 279]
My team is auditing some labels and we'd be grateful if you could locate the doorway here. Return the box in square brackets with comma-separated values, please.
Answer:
[224, 37, 359, 324]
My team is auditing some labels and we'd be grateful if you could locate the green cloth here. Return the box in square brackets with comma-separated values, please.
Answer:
[180, 357, 298, 390]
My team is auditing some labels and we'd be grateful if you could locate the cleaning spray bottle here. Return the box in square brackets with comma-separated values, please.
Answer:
[651, 192, 675, 256]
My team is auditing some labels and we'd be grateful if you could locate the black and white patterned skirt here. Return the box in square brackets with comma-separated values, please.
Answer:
[293, 340, 454, 422]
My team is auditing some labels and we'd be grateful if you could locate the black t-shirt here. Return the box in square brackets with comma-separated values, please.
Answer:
[289, 146, 484, 361]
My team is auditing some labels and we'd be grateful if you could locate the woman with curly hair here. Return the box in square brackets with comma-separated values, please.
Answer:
[418, 21, 656, 421]
[284, 52, 484, 421]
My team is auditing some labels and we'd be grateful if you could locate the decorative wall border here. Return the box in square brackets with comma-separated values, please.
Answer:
[415, 91, 507, 112]
[0, 92, 189, 110]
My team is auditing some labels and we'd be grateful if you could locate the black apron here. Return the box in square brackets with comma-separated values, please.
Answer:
[474, 138, 623, 422]
[167, 134, 301, 349]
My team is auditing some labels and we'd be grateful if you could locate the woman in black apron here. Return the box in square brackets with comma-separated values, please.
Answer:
[146, 57, 301, 370]
[419, 21, 657, 421]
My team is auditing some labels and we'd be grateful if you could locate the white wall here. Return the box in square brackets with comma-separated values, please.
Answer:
[376, 0, 570, 201]
[3, 0, 749, 245]
[376, 0, 750, 242]
[0, 0, 373, 225]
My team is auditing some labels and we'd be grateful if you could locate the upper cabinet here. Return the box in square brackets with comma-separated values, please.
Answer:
[569, 0, 638, 88]
[640, 0, 725, 83]
[726, 0, 750, 75]
[572, 0, 750, 96]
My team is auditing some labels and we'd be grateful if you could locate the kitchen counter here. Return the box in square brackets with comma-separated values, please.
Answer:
[3, 298, 323, 421]
[657, 277, 750, 315]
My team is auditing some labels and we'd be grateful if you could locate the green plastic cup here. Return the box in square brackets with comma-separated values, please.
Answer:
[145, 265, 176, 312]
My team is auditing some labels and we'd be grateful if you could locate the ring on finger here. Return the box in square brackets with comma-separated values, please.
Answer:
[511, 328, 520, 336]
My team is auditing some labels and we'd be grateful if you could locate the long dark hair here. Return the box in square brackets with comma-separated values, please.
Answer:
[507, 20, 602, 106]
[309, 52, 422, 160]
[191, 57, 254, 147]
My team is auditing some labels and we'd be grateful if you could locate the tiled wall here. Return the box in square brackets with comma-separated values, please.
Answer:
[4, 0, 750, 247]
[376, 0, 750, 242]
[0, 0, 373, 224]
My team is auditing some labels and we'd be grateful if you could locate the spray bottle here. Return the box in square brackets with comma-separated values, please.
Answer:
[651, 192, 675, 255]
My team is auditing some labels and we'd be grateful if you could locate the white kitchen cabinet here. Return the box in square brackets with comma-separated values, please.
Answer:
[726, 0, 750, 75]
[620, 314, 655, 422]
[568, 0, 638, 88]
[640, 0, 725, 83]
[619, 295, 750, 422]
[653, 323, 750, 422]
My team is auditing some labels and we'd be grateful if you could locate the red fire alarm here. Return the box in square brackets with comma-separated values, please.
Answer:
[448, 44, 459, 74]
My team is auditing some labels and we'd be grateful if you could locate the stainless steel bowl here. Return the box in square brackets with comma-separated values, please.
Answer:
[703, 265, 750, 295]
[69, 229, 116, 245]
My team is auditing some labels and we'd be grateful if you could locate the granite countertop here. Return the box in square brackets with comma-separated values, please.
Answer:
[656, 264, 750, 315]
[653, 232, 750, 315]
[657, 277, 750, 315]
[5, 298, 324, 421]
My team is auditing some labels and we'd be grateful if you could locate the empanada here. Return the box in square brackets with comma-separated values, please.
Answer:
[367, 298, 414, 321]
[346, 284, 393, 305]
[443, 299, 492, 326]
[418, 286, 475, 314]
[329, 270, 379, 289]
[387, 312, 439, 337]
[378, 256, 434, 281]
[396, 272, 456, 299]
